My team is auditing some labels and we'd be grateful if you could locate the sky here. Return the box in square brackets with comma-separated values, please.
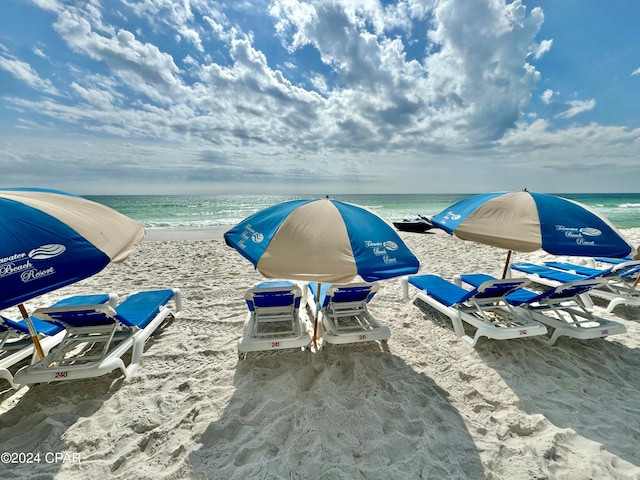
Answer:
[1, 0, 639, 195]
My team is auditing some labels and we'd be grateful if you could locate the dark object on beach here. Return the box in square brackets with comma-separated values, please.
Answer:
[393, 215, 434, 233]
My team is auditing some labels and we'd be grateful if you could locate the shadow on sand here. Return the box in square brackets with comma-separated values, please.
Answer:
[0, 375, 122, 480]
[189, 345, 483, 479]
[0, 317, 177, 479]
[413, 296, 640, 468]
[475, 334, 640, 469]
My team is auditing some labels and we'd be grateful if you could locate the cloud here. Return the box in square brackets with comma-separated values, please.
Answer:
[531, 39, 552, 60]
[0, 55, 59, 95]
[268, 0, 546, 144]
[541, 89, 555, 104]
[555, 99, 596, 119]
[1, 0, 637, 194]
[540, 89, 595, 119]
[632, 67, 640, 76]
[53, 12, 184, 103]
[5, 0, 548, 149]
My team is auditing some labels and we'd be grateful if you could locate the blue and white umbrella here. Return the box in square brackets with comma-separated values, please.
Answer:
[224, 197, 420, 343]
[431, 190, 635, 276]
[0, 187, 144, 356]
[224, 197, 420, 283]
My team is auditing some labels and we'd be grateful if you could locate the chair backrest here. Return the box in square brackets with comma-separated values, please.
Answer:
[609, 260, 640, 278]
[473, 278, 529, 300]
[458, 273, 546, 306]
[594, 256, 631, 265]
[33, 290, 175, 330]
[0, 293, 116, 336]
[245, 286, 302, 312]
[510, 262, 582, 283]
[0, 315, 64, 337]
[544, 261, 606, 278]
[33, 304, 116, 328]
[323, 283, 379, 308]
[506, 278, 604, 306]
[546, 279, 605, 300]
[544, 260, 640, 280]
[0, 316, 29, 335]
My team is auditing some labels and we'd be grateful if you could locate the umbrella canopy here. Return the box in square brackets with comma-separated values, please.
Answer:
[0, 187, 145, 311]
[224, 197, 420, 283]
[431, 191, 635, 277]
[1, 187, 144, 359]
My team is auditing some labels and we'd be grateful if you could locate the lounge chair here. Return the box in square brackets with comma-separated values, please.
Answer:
[306, 282, 390, 350]
[544, 260, 640, 281]
[238, 281, 311, 358]
[510, 261, 640, 313]
[590, 256, 635, 266]
[12, 289, 181, 385]
[0, 293, 119, 388]
[458, 273, 626, 346]
[401, 274, 547, 347]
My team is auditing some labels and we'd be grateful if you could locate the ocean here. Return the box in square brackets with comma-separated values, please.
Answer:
[85, 193, 640, 231]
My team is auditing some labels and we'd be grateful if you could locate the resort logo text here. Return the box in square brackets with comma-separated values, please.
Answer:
[556, 225, 602, 246]
[0, 244, 64, 283]
[365, 240, 398, 264]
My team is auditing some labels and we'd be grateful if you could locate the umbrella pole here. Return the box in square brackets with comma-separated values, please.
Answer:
[313, 282, 321, 349]
[502, 250, 513, 279]
[634, 275, 639, 288]
[18, 303, 45, 360]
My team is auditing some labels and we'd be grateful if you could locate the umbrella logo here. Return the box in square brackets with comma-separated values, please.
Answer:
[443, 211, 461, 222]
[28, 244, 66, 260]
[383, 241, 399, 251]
[579, 227, 602, 237]
[251, 232, 264, 243]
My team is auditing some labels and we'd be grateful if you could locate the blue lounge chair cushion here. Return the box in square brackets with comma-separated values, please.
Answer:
[544, 262, 605, 277]
[510, 262, 584, 283]
[412, 274, 529, 307]
[255, 281, 294, 289]
[545, 261, 640, 279]
[248, 291, 300, 310]
[44, 290, 176, 329]
[408, 275, 477, 307]
[115, 290, 176, 328]
[0, 294, 114, 336]
[458, 274, 540, 306]
[245, 282, 301, 312]
[459, 273, 602, 306]
[0, 316, 62, 337]
[53, 294, 112, 308]
[594, 256, 632, 264]
[309, 283, 377, 308]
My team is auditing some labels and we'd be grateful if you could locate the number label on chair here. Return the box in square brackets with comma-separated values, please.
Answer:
[271, 341, 281, 348]
[54, 371, 68, 379]
[358, 334, 367, 341]
[519, 329, 527, 336]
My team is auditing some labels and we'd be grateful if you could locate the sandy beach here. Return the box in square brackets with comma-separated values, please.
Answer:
[1, 227, 639, 480]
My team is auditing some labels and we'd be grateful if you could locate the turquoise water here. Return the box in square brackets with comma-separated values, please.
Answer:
[86, 193, 640, 230]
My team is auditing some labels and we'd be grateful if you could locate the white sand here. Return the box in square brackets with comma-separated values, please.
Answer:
[1, 228, 639, 479]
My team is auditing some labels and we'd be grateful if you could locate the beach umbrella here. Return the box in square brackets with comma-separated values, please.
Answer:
[0, 187, 145, 358]
[224, 197, 420, 342]
[431, 190, 636, 278]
